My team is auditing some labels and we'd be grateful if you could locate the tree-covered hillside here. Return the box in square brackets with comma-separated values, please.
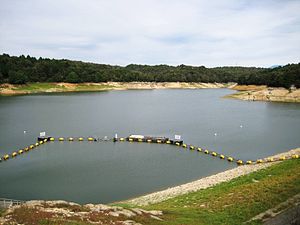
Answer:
[0, 54, 299, 88]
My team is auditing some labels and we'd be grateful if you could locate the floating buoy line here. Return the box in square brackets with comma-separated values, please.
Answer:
[0, 135, 299, 165]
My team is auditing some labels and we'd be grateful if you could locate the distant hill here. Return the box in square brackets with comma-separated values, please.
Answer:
[0, 53, 299, 88]
[269, 65, 282, 69]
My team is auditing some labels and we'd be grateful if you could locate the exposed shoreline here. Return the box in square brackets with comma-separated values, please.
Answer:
[225, 84, 300, 103]
[1, 82, 299, 103]
[122, 148, 300, 206]
[0, 82, 235, 96]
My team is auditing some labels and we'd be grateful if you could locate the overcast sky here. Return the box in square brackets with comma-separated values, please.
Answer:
[0, 0, 299, 67]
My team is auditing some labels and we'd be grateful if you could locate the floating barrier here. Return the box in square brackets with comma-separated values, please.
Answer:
[246, 160, 252, 165]
[227, 157, 234, 162]
[279, 156, 286, 161]
[256, 159, 263, 163]
[1, 135, 299, 165]
[237, 160, 243, 165]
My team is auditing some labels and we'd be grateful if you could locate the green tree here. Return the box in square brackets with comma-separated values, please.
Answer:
[8, 70, 28, 84]
[0, 71, 4, 83]
[65, 71, 80, 83]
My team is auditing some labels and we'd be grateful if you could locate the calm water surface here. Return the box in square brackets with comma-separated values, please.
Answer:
[0, 89, 299, 203]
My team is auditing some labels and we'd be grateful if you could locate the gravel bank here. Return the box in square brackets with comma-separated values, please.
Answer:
[124, 148, 300, 206]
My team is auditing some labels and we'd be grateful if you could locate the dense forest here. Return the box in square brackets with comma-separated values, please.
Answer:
[0, 54, 299, 88]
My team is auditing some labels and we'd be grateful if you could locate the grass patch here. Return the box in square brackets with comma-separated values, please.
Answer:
[12, 83, 59, 91]
[0, 208, 5, 217]
[74, 84, 112, 91]
[132, 159, 300, 225]
[7, 83, 114, 94]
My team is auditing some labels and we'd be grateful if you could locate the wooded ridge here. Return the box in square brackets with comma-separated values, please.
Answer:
[0, 54, 299, 88]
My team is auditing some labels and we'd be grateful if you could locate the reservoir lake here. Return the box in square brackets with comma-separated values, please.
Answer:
[0, 89, 299, 204]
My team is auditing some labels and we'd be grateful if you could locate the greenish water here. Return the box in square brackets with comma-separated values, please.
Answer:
[0, 89, 299, 204]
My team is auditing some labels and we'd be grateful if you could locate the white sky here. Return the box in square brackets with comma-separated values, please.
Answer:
[0, 0, 299, 67]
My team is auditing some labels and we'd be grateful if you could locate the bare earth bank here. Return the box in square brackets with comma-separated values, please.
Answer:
[226, 85, 300, 103]
[0, 82, 235, 95]
[1, 82, 299, 103]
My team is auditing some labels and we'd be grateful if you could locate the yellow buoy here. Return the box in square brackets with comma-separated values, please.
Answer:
[175, 142, 180, 146]
[129, 138, 133, 142]
[39, 141, 43, 144]
[256, 159, 263, 164]
[88, 137, 94, 141]
[166, 140, 171, 144]
[3, 154, 9, 160]
[182, 144, 187, 148]
[138, 138, 143, 142]
[12, 152, 17, 157]
[120, 138, 125, 141]
[78, 137, 83, 141]
[197, 147, 202, 152]
[204, 150, 209, 154]
[69, 137, 74, 141]
[18, 150, 23, 154]
[190, 146, 195, 150]
[147, 139, 152, 143]
[279, 156, 286, 161]
[211, 152, 217, 157]
[157, 140, 162, 143]
[246, 160, 252, 165]
[50, 137, 55, 141]
[59, 138, 64, 141]
[26, 147, 31, 151]
[220, 154, 225, 159]
[237, 160, 243, 165]
[43, 139, 47, 143]
[35, 143, 39, 146]
[227, 157, 233, 162]
[292, 154, 299, 159]
[267, 158, 274, 162]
